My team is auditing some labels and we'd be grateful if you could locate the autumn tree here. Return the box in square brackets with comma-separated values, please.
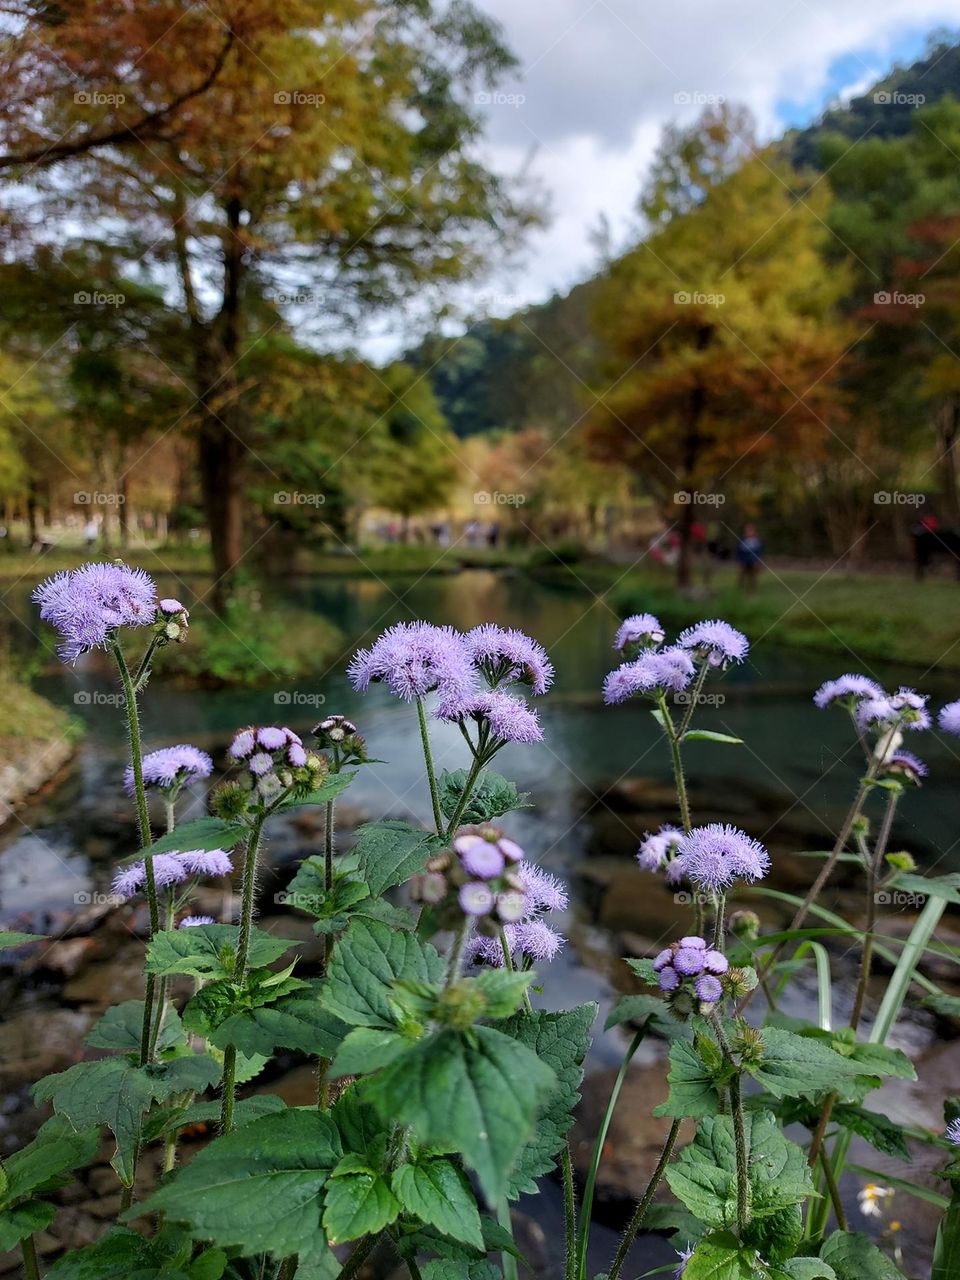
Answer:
[12, 0, 534, 605]
[587, 106, 852, 586]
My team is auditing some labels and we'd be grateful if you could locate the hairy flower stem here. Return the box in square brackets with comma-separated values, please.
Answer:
[316, 793, 338, 1110]
[562, 1143, 578, 1280]
[607, 1118, 683, 1280]
[712, 1016, 749, 1235]
[21, 1234, 41, 1280]
[712, 892, 727, 949]
[444, 752, 486, 837]
[850, 788, 899, 1031]
[818, 1144, 848, 1232]
[220, 813, 266, 1132]
[498, 925, 533, 1013]
[657, 694, 692, 834]
[416, 697, 445, 834]
[445, 917, 472, 987]
[335, 1234, 378, 1280]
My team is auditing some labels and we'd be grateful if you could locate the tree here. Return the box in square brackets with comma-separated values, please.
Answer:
[587, 107, 852, 586]
[15, 0, 535, 605]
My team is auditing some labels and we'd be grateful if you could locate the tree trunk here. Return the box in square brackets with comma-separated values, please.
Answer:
[26, 480, 38, 547]
[118, 470, 130, 550]
[938, 394, 960, 525]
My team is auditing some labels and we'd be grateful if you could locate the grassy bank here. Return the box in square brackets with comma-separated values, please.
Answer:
[0, 673, 82, 818]
[530, 559, 960, 671]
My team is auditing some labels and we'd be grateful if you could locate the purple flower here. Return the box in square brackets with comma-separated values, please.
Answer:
[229, 729, 256, 760]
[603, 647, 695, 703]
[179, 914, 215, 928]
[112, 848, 232, 901]
[813, 673, 884, 709]
[124, 744, 213, 795]
[34, 562, 157, 662]
[177, 848, 233, 877]
[658, 966, 680, 992]
[674, 946, 706, 976]
[257, 727, 288, 751]
[347, 622, 476, 705]
[679, 935, 706, 949]
[945, 1118, 960, 1145]
[939, 700, 960, 736]
[858, 692, 929, 733]
[443, 689, 543, 744]
[695, 974, 724, 1004]
[675, 823, 770, 892]
[614, 613, 665, 655]
[454, 834, 506, 880]
[885, 750, 927, 784]
[677, 619, 749, 667]
[703, 949, 729, 974]
[465, 624, 554, 694]
[517, 863, 569, 913]
[159, 598, 186, 616]
[287, 743, 308, 767]
[653, 948, 674, 971]
[248, 752, 274, 777]
[637, 825, 683, 872]
[465, 920, 565, 966]
[459, 882, 494, 916]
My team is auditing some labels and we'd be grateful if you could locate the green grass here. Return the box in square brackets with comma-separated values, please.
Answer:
[0, 671, 81, 753]
[530, 560, 960, 671]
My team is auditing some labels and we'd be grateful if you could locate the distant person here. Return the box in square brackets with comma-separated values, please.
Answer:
[487, 521, 500, 548]
[736, 523, 763, 592]
[84, 516, 99, 548]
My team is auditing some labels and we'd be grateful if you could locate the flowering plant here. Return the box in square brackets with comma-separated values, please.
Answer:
[3, 576, 959, 1280]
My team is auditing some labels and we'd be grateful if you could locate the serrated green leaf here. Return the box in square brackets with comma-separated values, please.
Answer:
[499, 1004, 595, 1196]
[126, 816, 247, 863]
[45, 1226, 193, 1278]
[0, 1200, 56, 1251]
[420, 1262, 501, 1280]
[3, 1115, 99, 1205]
[604, 994, 688, 1038]
[367, 1024, 556, 1203]
[747, 1028, 877, 1102]
[655, 1037, 722, 1119]
[330, 1027, 409, 1078]
[438, 769, 530, 824]
[473, 968, 534, 1018]
[175, 1094, 286, 1130]
[188, 980, 348, 1058]
[666, 1111, 815, 1229]
[392, 1158, 484, 1250]
[682, 730, 744, 745]
[831, 1104, 910, 1160]
[820, 1230, 909, 1279]
[350, 820, 443, 896]
[323, 918, 443, 1029]
[281, 771, 357, 808]
[322, 1168, 400, 1244]
[682, 1231, 760, 1279]
[777, 1259, 837, 1280]
[85, 1000, 185, 1053]
[146, 924, 298, 980]
[133, 1111, 341, 1258]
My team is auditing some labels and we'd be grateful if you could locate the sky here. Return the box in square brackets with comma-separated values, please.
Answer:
[371, 0, 960, 350]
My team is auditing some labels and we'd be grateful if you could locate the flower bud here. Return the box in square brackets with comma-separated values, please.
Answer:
[729, 910, 760, 941]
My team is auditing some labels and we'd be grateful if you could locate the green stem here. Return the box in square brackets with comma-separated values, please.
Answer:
[444, 752, 486, 838]
[498, 925, 533, 1013]
[406, 1260, 423, 1280]
[416, 698, 445, 834]
[22, 1234, 41, 1280]
[220, 813, 266, 1132]
[712, 892, 726, 950]
[607, 1118, 683, 1280]
[562, 1143, 578, 1280]
[712, 1015, 749, 1236]
[497, 1199, 519, 1280]
[277, 1259, 297, 1280]
[316, 793, 337, 1109]
[850, 788, 899, 1031]
[335, 1234, 378, 1280]
[576, 1029, 645, 1280]
[819, 1143, 848, 1232]
[677, 662, 710, 739]
[658, 693, 692, 833]
[445, 916, 472, 987]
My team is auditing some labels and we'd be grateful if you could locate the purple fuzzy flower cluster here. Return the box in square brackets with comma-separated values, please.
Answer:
[178, 914, 215, 929]
[34, 562, 157, 662]
[230, 725, 320, 800]
[813, 673, 883, 709]
[603, 615, 747, 704]
[814, 673, 931, 735]
[349, 620, 552, 747]
[112, 847, 233, 901]
[670, 823, 770, 892]
[124, 744, 212, 795]
[939, 700, 960, 737]
[885, 750, 927, 785]
[654, 936, 729, 1010]
[636, 825, 684, 874]
[945, 1118, 960, 1146]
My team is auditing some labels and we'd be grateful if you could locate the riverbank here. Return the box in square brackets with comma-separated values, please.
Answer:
[0, 676, 81, 826]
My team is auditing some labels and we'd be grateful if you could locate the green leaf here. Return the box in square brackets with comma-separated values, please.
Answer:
[45, 1226, 193, 1278]
[666, 1111, 815, 1229]
[420, 1263, 500, 1280]
[125, 816, 247, 862]
[499, 1004, 596, 1196]
[682, 1231, 761, 1279]
[0, 930, 44, 949]
[438, 769, 530, 823]
[831, 1104, 910, 1160]
[281, 771, 357, 808]
[604, 994, 688, 1038]
[323, 918, 444, 1029]
[174, 1094, 286, 1130]
[933, 1196, 960, 1280]
[187, 1249, 228, 1280]
[85, 1000, 186, 1053]
[3, 1115, 99, 1205]
[893, 872, 960, 904]
[322, 1164, 400, 1244]
[746, 1028, 878, 1102]
[655, 1037, 722, 1119]
[820, 1230, 910, 1279]
[473, 968, 535, 1018]
[0, 1200, 56, 1251]
[682, 730, 744, 745]
[189, 980, 348, 1058]
[367, 1024, 556, 1202]
[392, 1158, 484, 1250]
[350, 820, 443, 896]
[133, 1111, 342, 1258]
[146, 924, 299, 980]
[330, 1027, 409, 1078]
[33, 1054, 220, 1184]
[778, 1260, 838, 1280]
